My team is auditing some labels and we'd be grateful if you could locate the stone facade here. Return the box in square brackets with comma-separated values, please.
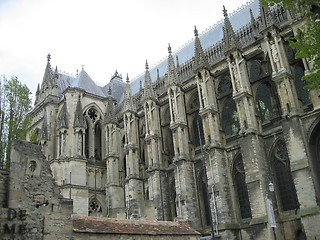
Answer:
[24, 1, 320, 239]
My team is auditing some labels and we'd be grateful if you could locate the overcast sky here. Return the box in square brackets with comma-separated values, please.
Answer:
[0, 0, 250, 99]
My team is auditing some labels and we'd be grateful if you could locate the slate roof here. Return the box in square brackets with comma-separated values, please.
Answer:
[71, 69, 106, 97]
[73, 216, 200, 236]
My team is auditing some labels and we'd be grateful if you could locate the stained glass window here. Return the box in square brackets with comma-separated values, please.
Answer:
[193, 114, 205, 147]
[222, 97, 240, 136]
[292, 64, 310, 106]
[218, 76, 232, 95]
[256, 82, 276, 122]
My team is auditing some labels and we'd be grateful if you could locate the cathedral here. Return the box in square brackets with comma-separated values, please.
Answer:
[27, 0, 320, 239]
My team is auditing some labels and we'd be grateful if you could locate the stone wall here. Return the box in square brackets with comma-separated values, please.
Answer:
[0, 169, 9, 208]
[3, 140, 74, 240]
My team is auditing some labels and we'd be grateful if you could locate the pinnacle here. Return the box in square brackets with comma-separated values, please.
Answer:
[194, 26, 198, 37]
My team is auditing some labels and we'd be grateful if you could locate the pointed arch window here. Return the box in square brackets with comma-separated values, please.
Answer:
[292, 63, 310, 107]
[221, 97, 240, 136]
[218, 76, 232, 96]
[85, 120, 90, 158]
[94, 122, 102, 160]
[272, 139, 299, 211]
[88, 198, 103, 216]
[199, 168, 212, 226]
[193, 114, 205, 147]
[233, 154, 252, 219]
[255, 82, 279, 122]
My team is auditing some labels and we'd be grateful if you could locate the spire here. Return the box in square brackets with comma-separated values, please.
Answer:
[250, 8, 256, 26]
[36, 83, 40, 94]
[250, 8, 259, 37]
[73, 96, 87, 129]
[167, 44, 180, 86]
[222, 6, 241, 54]
[41, 53, 54, 90]
[193, 26, 210, 72]
[105, 95, 116, 124]
[143, 60, 157, 101]
[57, 101, 69, 129]
[123, 74, 135, 112]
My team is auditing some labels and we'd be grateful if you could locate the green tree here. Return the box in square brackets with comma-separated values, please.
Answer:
[0, 75, 32, 169]
[261, 0, 320, 89]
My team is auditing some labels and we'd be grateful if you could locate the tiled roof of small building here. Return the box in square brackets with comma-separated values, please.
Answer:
[73, 216, 200, 236]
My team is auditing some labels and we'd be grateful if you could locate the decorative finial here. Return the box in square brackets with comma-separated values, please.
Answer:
[47, 53, 51, 63]
[168, 43, 172, 54]
[157, 68, 160, 80]
[194, 26, 198, 37]
[82, 65, 84, 70]
[126, 73, 129, 83]
[176, 55, 180, 67]
[76, 69, 78, 76]
[223, 5, 228, 17]
[145, 60, 149, 70]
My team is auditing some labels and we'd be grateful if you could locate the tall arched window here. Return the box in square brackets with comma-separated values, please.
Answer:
[256, 82, 279, 122]
[272, 139, 299, 211]
[200, 168, 211, 226]
[292, 63, 310, 107]
[94, 122, 102, 160]
[221, 97, 240, 136]
[233, 154, 252, 219]
[85, 120, 90, 158]
[193, 114, 205, 147]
